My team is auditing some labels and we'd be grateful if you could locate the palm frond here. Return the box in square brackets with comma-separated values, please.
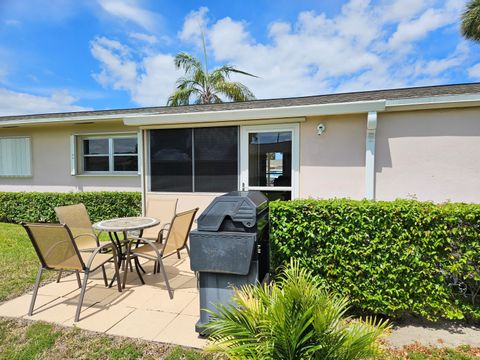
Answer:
[461, 0, 480, 41]
[204, 259, 388, 359]
[166, 87, 197, 106]
[212, 81, 256, 102]
[167, 51, 257, 106]
[173, 52, 202, 74]
[212, 64, 259, 79]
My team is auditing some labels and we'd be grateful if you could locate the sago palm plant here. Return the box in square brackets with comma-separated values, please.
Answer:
[167, 36, 257, 106]
[204, 260, 389, 360]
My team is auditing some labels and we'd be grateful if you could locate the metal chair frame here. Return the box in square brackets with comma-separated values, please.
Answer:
[23, 223, 122, 322]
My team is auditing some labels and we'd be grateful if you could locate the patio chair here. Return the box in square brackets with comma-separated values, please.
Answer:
[54, 203, 110, 286]
[141, 198, 178, 243]
[22, 223, 122, 322]
[138, 198, 178, 275]
[123, 208, 199, 299]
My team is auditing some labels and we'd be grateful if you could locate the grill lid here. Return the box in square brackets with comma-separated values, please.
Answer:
[196, 191, 268, 231]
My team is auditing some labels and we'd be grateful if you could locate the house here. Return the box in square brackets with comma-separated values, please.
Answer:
[1, 82, 480, 213]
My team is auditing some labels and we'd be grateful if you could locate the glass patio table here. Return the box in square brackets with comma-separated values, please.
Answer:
[93, 217, 160, 287]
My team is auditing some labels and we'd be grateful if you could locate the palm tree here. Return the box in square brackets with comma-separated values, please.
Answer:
[167, 38, 257, 106]
[461, 0, 480, 42]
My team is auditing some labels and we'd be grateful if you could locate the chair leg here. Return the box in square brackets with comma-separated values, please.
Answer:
[185, 244, 190, 257]
[137, 261, 147, 274]
[75, 271, 82, 288]
[153, 261, 157, 274]
[29, 265, 44, 316]
[134, 257, 145, 285]
[158, 259, 173, 299]
[56, 271, 62, 283]
[75, 270, 90, 322]
[112, 256, 122, 293]
[122, 243, 132, 289]
[177, 250, 181, 259]
[101, 265, 108, 287]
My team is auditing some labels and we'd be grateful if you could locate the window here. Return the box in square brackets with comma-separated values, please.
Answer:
[0, 137, 32, 177]
[149, 127, 238, 192]
[80, 135, 138, 173]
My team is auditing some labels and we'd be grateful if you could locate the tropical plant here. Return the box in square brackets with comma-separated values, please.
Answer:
[167, 37, 257, 106]
[462, 0, 480, 42]
[204, 259, 389, 360]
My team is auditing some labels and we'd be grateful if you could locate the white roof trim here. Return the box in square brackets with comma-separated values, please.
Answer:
[385, 93, 480, 111]
[2, 92, 480, 127]
[122, 100, 387, 126]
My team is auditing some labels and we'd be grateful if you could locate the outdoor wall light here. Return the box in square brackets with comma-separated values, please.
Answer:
[317, 123, 326, 135]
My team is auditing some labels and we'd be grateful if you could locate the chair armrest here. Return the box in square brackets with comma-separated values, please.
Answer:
[84, 242, 118, 269]
[129, 237, 163, 259]
[73, 233, 100, 246]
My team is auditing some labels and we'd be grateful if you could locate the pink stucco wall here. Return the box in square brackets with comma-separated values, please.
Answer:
[2, 106, 480, 204]
[375, 108, 480, 203]
[299, 114, 366, 199]
[0, 121, 141, 192]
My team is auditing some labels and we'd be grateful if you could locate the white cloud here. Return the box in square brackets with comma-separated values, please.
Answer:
[90, 1, 474, 104]
[179, 7, 209, 45]
[97, 0, 158, 31]
[202, 1, 470, 97]
[129, 32, 157, 44]
[90, 36, 179, 106]
[0, 88, 90, 116]
[468, 63, 480, 79]
[90, 37, 137, 91]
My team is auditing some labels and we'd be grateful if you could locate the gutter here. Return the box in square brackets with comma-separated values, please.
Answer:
[122, 100, 387, 126]
[385, 93, 480, 111]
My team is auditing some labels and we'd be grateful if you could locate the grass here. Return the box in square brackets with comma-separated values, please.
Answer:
[0, 223, 59, 302]
[0, 318, 210, 360]
[1, 318, 479, 360]
[379, 343, 480, 359]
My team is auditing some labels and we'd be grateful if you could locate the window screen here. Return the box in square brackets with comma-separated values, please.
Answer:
[150, 129, 193, 192]
[149, 127, 238, 193]
[194, 127, 238, 192]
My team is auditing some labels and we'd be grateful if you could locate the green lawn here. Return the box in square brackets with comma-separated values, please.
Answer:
[0, 318, 208, 360]
[0, 223, 58, 302]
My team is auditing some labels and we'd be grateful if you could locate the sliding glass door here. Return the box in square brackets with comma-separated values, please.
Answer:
[240, 124, 299, 200]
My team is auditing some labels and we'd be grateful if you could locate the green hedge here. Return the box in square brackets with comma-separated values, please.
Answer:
[270, 199, 480, 321]
[0, 192, 141, 224]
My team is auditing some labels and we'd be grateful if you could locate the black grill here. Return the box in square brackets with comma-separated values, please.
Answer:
[189, 191, 269, 333]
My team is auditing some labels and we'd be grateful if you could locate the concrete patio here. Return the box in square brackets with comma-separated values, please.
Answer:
[0, 249, 207, 349]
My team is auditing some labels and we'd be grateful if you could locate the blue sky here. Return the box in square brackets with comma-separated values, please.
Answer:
[0, 0, 479, 115]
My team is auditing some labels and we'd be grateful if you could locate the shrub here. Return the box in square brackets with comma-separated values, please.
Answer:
[0, 191, 141, 224]
[205, 259, 389, 360]
[270, 199, 480, 321]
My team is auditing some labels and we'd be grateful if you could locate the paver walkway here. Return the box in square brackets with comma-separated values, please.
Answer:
[0, 250, 207, 349]
[386, 318, 480, 348]
[2, 251, 479, 350]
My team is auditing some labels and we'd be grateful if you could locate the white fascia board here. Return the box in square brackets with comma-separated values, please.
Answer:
[0, 113, 134, 127]
[385, 93, 480, 111]
[122, 100, 387, 126]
